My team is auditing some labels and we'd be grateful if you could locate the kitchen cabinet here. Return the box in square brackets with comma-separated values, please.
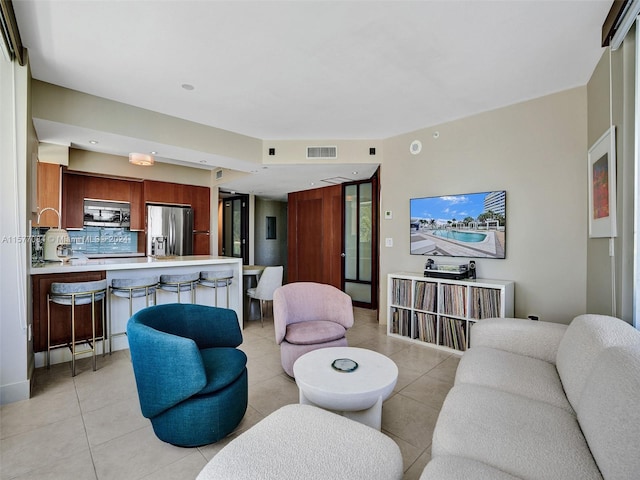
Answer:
[194, 232, 210, 255]
[63, 172, 146, 231]
[36, 162, 61, 227]
[62, 173, 85, 229]
[84, 175, 130, 203]
[144, 180, 189, 205]
[129, 181, 144, 231]
[31, 270, 107, 353]
[190, 185, 211, 232]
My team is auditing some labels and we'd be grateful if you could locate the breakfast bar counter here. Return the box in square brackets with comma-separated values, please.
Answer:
[31, 256, 243, 367]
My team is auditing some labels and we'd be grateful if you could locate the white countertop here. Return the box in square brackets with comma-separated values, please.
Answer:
[30, 255, 243, 275]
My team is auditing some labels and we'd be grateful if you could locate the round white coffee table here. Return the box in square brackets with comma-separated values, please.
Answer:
[293, 347, 398, 430]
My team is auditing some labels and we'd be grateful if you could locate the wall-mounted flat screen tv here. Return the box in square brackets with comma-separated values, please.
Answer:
[410, 190, 506, 259]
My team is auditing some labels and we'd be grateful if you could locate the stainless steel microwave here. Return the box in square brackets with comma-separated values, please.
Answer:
[83, 199, 131, 228]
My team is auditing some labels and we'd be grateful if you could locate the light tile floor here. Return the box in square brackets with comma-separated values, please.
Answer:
[0, 308, 458, 480]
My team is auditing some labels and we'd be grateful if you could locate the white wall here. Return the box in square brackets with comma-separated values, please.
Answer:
[379, 88, 589, 324]
[0, 51, 32, 404]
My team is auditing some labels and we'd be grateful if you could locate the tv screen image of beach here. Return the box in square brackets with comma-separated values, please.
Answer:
[410, 191, 506, 259]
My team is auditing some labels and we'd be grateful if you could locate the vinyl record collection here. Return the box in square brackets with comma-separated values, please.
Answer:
[470, 287, 502, 319]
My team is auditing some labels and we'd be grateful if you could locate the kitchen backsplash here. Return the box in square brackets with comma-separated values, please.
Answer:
[68, 227, 138, 255]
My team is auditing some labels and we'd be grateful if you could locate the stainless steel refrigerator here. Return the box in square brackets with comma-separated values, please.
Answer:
[146, 204, 194, 256]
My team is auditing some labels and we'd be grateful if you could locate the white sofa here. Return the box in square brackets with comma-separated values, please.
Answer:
[422, 314, 640, 480]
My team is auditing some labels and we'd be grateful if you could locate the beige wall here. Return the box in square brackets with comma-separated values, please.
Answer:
[586, 29, 636, 324]
[379, 88, 589, 324]
[68, 149, 213, 187]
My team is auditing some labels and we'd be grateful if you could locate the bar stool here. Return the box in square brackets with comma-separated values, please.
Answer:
[158, 272, 199, 303]
[108, 276, 158, 353]
[198, 270, 234, 307]
[47, 279, 108, 376]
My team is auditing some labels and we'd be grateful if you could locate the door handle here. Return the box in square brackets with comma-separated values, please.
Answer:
[341, 253, 346, 257]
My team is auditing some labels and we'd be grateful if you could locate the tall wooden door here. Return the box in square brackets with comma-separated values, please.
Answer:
[287, 185, 342, 288]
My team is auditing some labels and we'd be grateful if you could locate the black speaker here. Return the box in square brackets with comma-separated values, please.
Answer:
[468, 260, 476, 279]
[369, 147, 376, 155]
[268, 148, 275, 156]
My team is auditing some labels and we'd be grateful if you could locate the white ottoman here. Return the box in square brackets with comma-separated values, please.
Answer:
[197, 404, 403, 480]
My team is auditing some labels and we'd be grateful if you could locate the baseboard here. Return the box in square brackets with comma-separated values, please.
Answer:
[0, 378, 31, 405]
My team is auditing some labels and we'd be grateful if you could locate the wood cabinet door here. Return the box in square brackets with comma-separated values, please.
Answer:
[36, 162, 61, 227]
[194, 232, 210, 255]
[32, 271, 107, 353]
[84, 176, 130, 202]
[190, 185, 211, 232]
[62, 173, 85, 229]
[129, 181, 144, 231]
[144, 180, 187, 205]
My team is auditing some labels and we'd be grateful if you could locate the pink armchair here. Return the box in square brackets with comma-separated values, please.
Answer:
[273, 282, 354, 377]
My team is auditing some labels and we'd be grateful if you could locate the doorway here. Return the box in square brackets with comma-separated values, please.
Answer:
[343, 171, 379, 309]
[221, 193, 249, 264]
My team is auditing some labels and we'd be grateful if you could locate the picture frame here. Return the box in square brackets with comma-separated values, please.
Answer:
[587, 126, 617, 238]
[266, 216, 277, 240]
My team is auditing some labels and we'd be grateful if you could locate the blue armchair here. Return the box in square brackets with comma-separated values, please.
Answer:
[127, 303, 248, 447]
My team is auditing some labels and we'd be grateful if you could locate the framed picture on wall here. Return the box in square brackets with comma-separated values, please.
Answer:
[587, 126, 617, 238]
[266, 216, 277, 240]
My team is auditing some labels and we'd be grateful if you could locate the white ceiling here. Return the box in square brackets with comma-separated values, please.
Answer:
[13, 0, 612, 200]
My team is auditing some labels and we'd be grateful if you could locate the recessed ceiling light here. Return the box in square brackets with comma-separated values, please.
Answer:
[199, 160, 207, 164]
[181, 83, 195, 91]
[89, 140, 98, 144]
[150, 151, 158, 155]
[352, 171, 358, 175]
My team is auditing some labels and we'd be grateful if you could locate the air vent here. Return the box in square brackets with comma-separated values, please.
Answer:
[307, 146, 338, 159]
[215, 169, 223, 180]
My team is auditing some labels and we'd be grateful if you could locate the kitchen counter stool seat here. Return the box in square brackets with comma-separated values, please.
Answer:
[198, 270, 234, 308]
[109, 276, 158, 353]
[47, 279, 108, 376]
[159, 272, 199, 303]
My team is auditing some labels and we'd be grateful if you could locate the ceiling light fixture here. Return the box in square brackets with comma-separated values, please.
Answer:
[89, 140, 98, 144]
[129, 152, 154, 166]
[181, 83, 195, 91]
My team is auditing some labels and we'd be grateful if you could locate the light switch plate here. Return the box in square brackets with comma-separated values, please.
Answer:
[384, 210, 392, 219]
[385, 238, 393, 247]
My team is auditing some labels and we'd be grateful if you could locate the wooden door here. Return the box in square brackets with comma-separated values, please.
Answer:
[287, 184, 342, 288]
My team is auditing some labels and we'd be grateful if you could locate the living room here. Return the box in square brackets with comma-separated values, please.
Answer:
[2, 1, 639, 478]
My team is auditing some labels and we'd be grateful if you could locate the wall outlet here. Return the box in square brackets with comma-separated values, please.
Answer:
[385, 238, 393, 247]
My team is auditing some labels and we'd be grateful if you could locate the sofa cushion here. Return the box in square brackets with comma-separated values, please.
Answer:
[471, 317, 567, 363]
[285, 320, 346, 345]
[556, 314, 640, 408]
[455, 346, 573, 413]
[198, 347, 247, 395]
[420, 455, 522, 480]
[576, 346, 640, 480]
[432, 384, 602, 480]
